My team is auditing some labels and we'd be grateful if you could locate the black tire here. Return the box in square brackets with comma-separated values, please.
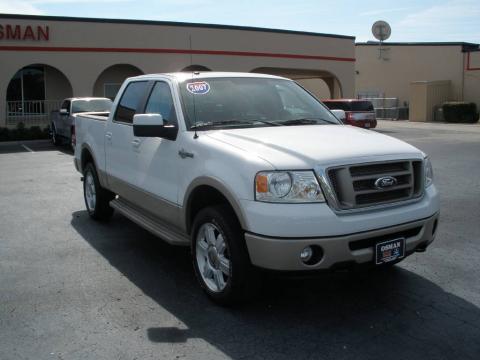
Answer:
[51, 124, 61, 146]
[191, 205, 259, 306]
[83, 162, 115, 221]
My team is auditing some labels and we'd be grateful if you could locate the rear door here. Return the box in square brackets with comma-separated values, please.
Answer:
[105, 81, 150, 195]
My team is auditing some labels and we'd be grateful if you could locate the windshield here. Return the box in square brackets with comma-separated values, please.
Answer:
[323, 101, 374, 112]
[72, 99, 112, 113]
[179, 77, 340, 130]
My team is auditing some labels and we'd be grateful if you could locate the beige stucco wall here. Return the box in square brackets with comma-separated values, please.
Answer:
[92, 64, 143, 97]
[44, 65, 73, 100]
[0, 15, 355, 127]
[464, 51, 480, 108]
[355, 45, 465, 107]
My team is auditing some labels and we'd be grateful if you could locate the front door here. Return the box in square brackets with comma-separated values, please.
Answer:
[58, 99, 70, 136]
[134, 80, 181, 225]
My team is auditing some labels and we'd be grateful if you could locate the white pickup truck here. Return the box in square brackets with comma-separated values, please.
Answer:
[74, 72, 439, 304]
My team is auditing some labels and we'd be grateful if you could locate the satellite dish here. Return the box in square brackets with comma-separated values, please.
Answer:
[372, 20, 391, 41]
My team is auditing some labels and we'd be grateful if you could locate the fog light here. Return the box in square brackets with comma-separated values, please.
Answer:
[300, 246, 313, 263]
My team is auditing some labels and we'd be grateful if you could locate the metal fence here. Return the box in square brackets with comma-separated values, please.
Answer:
[6, 100, 63, 127]
[357, 96, 408, 120]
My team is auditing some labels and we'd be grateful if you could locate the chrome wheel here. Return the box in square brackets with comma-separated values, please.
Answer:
[85, 171, 96, 212]
[196, 222, 231, 293]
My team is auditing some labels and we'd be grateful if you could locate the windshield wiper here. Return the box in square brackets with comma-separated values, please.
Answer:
[190, 120, 249, 129]
[190, 119, 281, 129]
[280, 118, 335, 126]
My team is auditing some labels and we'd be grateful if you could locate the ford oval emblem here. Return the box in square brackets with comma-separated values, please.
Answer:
[374, 176, 397, 189]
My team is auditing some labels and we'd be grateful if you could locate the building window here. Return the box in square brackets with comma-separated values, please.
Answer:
[7, 66, 46, 115]
[104, 83, 122, 100]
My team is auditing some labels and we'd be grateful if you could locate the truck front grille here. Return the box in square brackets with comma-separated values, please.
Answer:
[326, 160, 424, 210]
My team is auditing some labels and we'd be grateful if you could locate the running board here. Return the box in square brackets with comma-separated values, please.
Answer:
[110, 198, 189, 246]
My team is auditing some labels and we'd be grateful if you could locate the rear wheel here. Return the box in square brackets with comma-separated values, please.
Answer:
[83, 163, 115, 221]
[192, 205, 259, 305]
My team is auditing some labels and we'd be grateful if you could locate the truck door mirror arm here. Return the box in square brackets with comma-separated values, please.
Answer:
[133, 113, 178, 141]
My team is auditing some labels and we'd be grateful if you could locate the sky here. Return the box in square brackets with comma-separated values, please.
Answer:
[0, 0, 479, 43]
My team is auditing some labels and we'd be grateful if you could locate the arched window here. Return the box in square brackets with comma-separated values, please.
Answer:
[7, 66, 46, 114]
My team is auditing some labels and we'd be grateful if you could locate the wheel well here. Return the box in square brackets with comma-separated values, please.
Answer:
[81, 148, 94, 172]
[186, 185, 238, 234]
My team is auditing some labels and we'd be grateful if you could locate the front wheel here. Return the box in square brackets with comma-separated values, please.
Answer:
[192, 205, 259, 305]
[83, 163, 115, 221]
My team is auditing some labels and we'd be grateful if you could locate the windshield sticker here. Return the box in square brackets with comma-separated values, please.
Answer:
[186, 81, 210, 95]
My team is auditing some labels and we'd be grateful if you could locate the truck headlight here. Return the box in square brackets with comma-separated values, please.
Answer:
[424, 157, 434, 187]
[255, 171, 325, 203]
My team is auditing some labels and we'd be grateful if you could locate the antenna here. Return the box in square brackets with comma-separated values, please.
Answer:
[189, 35, 198, 139]
[372, 20, 391, 60]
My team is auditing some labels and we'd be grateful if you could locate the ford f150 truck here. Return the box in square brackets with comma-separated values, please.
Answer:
[74, 72, 439, 305]
[51, 97, 112, 147]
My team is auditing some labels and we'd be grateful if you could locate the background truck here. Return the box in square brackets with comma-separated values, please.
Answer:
[74, 72, 439, 305]
[51, 97, 112, 148]
[322, 99, 377, 129]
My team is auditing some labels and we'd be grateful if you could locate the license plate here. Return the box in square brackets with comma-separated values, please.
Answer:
[364, 123, 370, 128]
[375, 238, 405, 265]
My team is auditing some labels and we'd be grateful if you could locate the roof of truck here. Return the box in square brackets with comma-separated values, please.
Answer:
[64, 97, 112, 101]
[131, 72, 289, 81]
[322, 99, 371, 102]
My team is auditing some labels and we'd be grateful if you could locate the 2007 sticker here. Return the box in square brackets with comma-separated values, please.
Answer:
[186, 81, 210, 95]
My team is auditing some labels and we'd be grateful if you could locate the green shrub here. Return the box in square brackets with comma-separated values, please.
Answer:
[442, 102, 479, 123]
[0, 124, 50, 142]
[0, 127, 11, 141]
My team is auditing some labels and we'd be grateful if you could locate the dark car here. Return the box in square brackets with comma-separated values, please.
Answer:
[322, 99, 377, 129]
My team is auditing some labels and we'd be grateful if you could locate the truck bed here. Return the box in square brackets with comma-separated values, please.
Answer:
[74, 112, 109, 173]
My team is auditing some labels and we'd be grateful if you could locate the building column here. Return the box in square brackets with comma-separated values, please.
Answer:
[0, 70, 12, 128]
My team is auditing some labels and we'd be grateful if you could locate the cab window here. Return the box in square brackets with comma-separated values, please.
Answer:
[114, 81, 148, 123]
[61, 100, 70, 112]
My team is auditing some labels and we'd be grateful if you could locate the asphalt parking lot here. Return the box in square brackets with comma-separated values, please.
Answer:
[1, 120, 479, 360]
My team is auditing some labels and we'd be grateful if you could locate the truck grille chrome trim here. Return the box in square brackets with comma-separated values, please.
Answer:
[319, 159, 424, 211]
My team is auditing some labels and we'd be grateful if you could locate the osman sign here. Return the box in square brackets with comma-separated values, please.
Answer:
[0, 24, 49, 41]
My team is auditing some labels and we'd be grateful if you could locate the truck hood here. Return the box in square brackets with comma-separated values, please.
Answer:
[206, 125, 423, 169]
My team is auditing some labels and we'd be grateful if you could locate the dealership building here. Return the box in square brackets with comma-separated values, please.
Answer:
[0, 14, 356, 128]
[355, 42, 480, 121]
[2, 13, 478, 128]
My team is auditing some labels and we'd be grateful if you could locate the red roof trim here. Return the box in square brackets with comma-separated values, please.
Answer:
[0, 45, 356, 62]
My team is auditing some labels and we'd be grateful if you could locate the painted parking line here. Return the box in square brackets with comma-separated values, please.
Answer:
[21, 144, 35, 153]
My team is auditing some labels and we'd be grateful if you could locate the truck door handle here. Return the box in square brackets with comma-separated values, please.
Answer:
[131, 139, 141, 148]
[105, 132, 112, 140]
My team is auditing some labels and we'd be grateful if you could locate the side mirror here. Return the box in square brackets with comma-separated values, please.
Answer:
[133, 113, 177, 140]
[330, 109, 346, 122]
[59, 108, 69, 115]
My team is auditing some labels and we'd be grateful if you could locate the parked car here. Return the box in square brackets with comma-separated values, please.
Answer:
[74, 72, 439, 305]
[51, 97, 112, 148]
[322, 99, 377, 129]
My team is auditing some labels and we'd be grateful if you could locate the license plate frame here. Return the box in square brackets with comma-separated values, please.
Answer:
[375, 238, 406, 265]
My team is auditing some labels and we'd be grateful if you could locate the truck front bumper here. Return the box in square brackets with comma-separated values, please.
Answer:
[245, 212, 439, 271]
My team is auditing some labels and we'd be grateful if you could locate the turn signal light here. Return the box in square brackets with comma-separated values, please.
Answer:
[256, 174, 268, 193]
